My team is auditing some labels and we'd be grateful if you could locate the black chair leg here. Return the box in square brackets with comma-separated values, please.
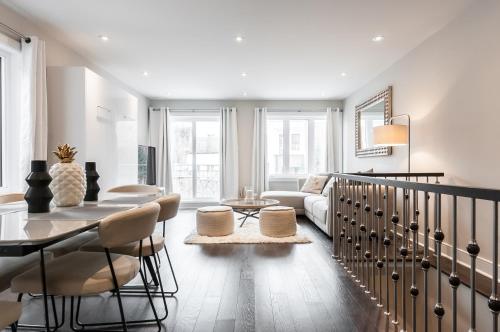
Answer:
[10, 323, 18, 332]
[164, 245, 179, 295]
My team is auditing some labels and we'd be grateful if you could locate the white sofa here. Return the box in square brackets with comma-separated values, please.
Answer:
[260, 176, 334, 236]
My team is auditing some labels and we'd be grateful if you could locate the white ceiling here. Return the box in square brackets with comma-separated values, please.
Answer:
[2, 0, 473, 100]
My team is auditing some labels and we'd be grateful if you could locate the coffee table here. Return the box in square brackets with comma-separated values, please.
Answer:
[220, 198, 280, 227]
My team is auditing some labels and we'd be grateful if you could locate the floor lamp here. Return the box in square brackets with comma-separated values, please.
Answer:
[373, 114, 411, 173]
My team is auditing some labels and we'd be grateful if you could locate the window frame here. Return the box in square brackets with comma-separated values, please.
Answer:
[267, 111, 327, 177]
[169, 110, 221, 201]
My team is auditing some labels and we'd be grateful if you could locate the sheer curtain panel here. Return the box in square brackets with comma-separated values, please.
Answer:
[326, 107, 342, 172]
[251, 107, 268, 194]
[19, 36, 48, 188]
[220, 107, 239, 199]
[154, 107, 173, 192]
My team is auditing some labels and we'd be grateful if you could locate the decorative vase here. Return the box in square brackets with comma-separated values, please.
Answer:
[84, 162, 100, 201]
[49, 144, 86, 207]
[25, 160, 53, 213]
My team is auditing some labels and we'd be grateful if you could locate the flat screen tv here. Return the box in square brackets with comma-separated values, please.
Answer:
[138, 145, 156, 185]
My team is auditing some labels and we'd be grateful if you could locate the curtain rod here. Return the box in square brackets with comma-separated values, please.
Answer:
[267, 107, 342, 112]
[0, 22, 31, 43]
[150, 108, 221, 111]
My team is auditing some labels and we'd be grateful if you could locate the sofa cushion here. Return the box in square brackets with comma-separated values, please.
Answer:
[304, 195, 325, 212]
[260, 191, 313, 210]
[312, 198, 328, 224]
[300, 175, 329, 194]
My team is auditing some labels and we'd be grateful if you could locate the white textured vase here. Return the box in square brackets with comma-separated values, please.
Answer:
[49, 162, 86, 207]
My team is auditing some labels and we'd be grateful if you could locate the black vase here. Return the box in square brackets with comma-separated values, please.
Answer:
[24, 160, 53, 213]
[84, 162, 100, 201]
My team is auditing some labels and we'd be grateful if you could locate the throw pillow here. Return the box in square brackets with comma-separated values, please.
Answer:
[300, 175, 329, 194]
[321, 177, 336, 196]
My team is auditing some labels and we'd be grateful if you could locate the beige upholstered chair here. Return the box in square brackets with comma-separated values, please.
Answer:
[0, 252, 53, 293]
[0, 301, 22, 331]
[81, 193, 181, 315]
[11, 202, 162, 331]
[259, 206, 297, 237]
[196, 206, 234, 236]
[0, 193, 25, 204]
[107, 184, 161, 194]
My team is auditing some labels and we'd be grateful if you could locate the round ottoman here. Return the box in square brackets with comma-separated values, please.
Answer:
[196, 206, 234, 236]
[259, 206, 297, 237]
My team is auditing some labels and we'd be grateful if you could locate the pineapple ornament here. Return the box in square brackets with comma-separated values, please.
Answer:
[49, 144, 86, 207]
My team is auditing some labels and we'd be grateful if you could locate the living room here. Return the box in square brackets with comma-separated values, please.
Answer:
[0, 0, 499, 331]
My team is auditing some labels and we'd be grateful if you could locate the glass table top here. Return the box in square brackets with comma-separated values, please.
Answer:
[220, 198, 280, 209]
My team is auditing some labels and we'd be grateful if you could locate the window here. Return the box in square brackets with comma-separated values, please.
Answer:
[267, 112, 326, 176]
[0, 55, 3, 186]
[170, 111, 220, 201]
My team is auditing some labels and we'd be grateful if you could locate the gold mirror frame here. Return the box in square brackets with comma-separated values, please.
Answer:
[355, 86, 393, 157]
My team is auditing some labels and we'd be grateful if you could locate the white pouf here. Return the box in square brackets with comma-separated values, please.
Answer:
[196, 206, 234, 237]
[259, 206, 297, 237]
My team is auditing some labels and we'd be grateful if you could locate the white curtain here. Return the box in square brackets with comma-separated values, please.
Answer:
[220, 107, 239, 199]
[326, 107, 343, 172]
[155, 107, 173, 192]
[19, 36, 48, 187]
[251, 107, 268, 194]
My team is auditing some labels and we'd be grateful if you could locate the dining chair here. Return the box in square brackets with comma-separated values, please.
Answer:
[80, 193, 180, 321]
[0, 193, 25, 204]
[11, 202, 162, 331]
[107, 184, 161, 194]
[0, 301, 22, 331]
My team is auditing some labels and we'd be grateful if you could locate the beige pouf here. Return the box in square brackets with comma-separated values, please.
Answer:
[196, 206, 234, 236]
[259, 206, 297, 237]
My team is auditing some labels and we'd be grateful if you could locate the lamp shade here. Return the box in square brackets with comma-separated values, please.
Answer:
[373, 124, 408, 146]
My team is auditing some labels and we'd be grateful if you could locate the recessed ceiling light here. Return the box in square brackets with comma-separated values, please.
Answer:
[243, 92, 248, 96]
[241, 72, 247, 77]
[99, 35, 109, 42]
[340, 72, 347, 77]
[235, 36, 244, 43]
[321, 92, 326, 97]
[143, 71, 149, 77]
[372, 35, 384, 42]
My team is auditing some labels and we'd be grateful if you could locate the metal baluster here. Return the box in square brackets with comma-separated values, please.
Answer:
[384, 184, 391, 319]
[401, 183, 408, 332]
[422, 190, 430, 332]
[365, 184, 372, 294]
[449, 196, 460, 332]
[342, 179, 348, 268]
[392, 186, 399, 328]
[361, 183, 367, 289]
[467, 199, 479, 332]
[333, 180, 340, 259]
[489, 201, 499, 331]
[355, 182, 361, 283]
[376, 184, 384, 308]
[347, 182, 353, 274]
[434, 194, 445, 331]
[340, 179, 347, 266]
[371, 183, 377, 301]
[410, 189, 419, 332]
[350, 183, 356, 275]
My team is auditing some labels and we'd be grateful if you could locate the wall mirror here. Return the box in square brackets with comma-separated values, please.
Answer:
[355, 86, 392, 157]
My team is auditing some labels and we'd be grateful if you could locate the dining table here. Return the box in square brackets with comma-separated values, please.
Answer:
[0, 192, 162, 331]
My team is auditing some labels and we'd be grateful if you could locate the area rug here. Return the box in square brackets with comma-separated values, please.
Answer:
[184, 219, 312, 244]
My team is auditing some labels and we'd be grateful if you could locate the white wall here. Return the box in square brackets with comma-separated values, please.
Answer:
[149, 99, 343, 192]
[0, 2, 149, 145]
[343, 0, 500, 187]
[342, 0, 500, 275]
[47, 67, 138, 191]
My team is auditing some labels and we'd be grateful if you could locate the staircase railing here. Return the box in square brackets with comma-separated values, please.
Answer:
[331, 172, 499, 332]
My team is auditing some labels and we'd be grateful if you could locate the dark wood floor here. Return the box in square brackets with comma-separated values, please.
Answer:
[11, 210, 384, 331]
